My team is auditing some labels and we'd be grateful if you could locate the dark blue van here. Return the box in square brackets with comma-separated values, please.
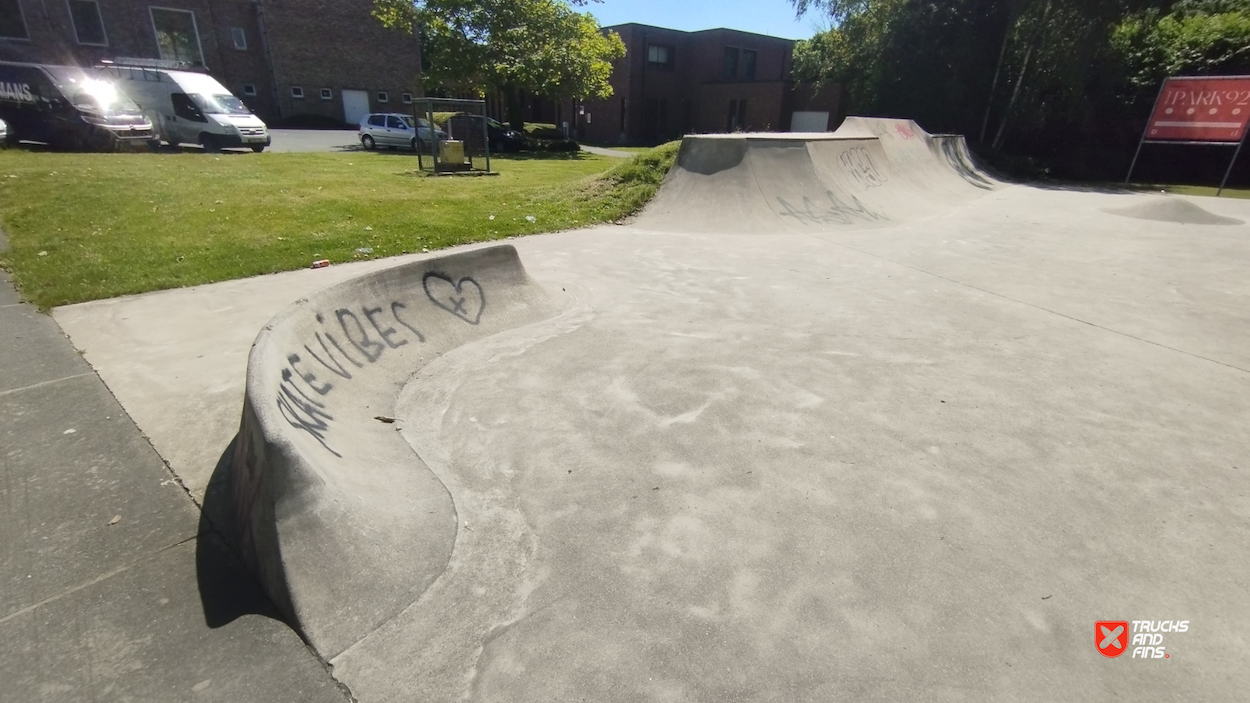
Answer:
[0, 61, 153, 150]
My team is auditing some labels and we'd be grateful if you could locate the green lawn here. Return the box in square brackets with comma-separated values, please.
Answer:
[590, 146, 655, 153]
[0, 143, 678, 309]
[1147, 184, 1250, 199]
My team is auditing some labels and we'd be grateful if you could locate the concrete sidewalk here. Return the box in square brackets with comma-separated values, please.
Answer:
[0, 268, 350, 702]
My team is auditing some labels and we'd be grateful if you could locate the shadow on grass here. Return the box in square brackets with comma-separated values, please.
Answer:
[494, 150, 595, 161]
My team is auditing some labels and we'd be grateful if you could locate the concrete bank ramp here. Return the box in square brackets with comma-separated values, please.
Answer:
[636, 117, 1001, 234]
[231, 245, 557, 657]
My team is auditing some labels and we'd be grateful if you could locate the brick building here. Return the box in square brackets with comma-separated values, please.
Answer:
[568, 23, 842, 145]
[0, 0, 421, 125]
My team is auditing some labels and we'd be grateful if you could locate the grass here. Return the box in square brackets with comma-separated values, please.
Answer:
[1137, 184, 1250, 199]
[0, 142, 679, 309]
[589, 146, 655, 153]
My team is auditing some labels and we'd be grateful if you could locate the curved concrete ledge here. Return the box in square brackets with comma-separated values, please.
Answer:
[230, 245, 557, 657]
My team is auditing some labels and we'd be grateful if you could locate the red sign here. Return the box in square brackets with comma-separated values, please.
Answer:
[1096, 621, 1130, 658]
[1146, 77, 1250, 142]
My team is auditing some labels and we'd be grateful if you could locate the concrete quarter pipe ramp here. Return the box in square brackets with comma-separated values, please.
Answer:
[636, 117, 1000, 234]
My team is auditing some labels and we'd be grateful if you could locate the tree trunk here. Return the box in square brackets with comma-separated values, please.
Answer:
[992, 0, 1052, 151]
[979, 19, 1013, 144]
[505, 87, 525, 131]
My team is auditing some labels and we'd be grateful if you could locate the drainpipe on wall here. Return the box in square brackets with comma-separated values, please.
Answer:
[639, 30, 646, 144]
[252, 0, 283, 122]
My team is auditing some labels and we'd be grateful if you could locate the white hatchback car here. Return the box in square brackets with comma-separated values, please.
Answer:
[358, 113, 445, 152]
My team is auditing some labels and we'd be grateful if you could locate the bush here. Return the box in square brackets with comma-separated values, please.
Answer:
[523, 122, 566, 140]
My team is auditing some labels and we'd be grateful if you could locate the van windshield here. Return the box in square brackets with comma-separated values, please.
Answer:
[69, 79, 143, 117]
[191, 94, 252, 115]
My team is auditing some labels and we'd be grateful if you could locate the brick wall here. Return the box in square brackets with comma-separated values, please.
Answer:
[261, 0, 420, 124]
[575, 23, 808, 145]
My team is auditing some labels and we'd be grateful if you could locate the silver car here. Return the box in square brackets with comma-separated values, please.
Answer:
[0, 118, 8, 146]
[358, 113, 445, 152]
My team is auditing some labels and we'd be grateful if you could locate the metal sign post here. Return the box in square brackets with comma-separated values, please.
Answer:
[1218, 126, 1248, 196]
[1124, 81, 1167, 186]
[1125, 75, 1250, 195]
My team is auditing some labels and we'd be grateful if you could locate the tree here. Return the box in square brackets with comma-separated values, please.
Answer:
[372, 0, 626, 127]
[788, 1, 1177, 151]
[1113, 0, 1250, 90]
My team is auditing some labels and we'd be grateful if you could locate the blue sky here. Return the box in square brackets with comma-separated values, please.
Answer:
[584, 0, 828, 40]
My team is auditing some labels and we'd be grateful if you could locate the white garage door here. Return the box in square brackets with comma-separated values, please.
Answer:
[342, 90, 370, 126]
[791, 111, 830, 132]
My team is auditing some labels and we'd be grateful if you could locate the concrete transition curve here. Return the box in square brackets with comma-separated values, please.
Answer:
[231, 245, 559, 657]
[230, 116, 1000, 659]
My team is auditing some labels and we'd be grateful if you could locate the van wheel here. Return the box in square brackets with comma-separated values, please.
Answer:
[251, 145, 266, 153]
[200, 134, 220, 153]
[361, 134, 375, 150]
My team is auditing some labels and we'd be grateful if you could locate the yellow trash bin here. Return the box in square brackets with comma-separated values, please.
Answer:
[439, 140, 465, 165]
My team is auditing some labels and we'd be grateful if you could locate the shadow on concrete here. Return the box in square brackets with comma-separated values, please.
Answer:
[196, 435, 287, 630]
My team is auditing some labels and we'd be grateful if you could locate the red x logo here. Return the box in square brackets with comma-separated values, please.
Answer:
[1097, 621, 1130, 658]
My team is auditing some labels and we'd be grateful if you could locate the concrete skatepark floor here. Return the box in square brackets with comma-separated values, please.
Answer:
[49, 121, 1250, 701]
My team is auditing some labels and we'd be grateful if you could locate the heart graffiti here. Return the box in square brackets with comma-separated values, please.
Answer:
[423, 273, 485, 325]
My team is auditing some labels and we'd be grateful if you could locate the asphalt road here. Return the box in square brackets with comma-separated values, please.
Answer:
[266, 128, 362, 153]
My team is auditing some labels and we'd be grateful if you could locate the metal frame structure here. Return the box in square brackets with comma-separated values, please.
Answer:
[412, 97, 493, 175]
[1125, 75, 1250, 196]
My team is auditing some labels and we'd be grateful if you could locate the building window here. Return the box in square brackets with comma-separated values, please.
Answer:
[242, 84, 256, 97]
[647, 44, 672, 70]
[401, 93, 413, 105]
[230, 27, 246, 50]
[69, 1, 108, 46]
[741, 49, 757, 80]
[150, 8, 204, 66]
[320, 88, 332, 100]
[0, 0, 30, 39]
[376, 91, 388, 103]
[290, 86, 304, 99]
[723, 47, 739, 80]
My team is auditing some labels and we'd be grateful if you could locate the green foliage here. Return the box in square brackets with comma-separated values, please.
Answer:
[372, 0, 625, 100]
[1113, 0, 1250, 89]
[786, 0, 1250, 179]
[569, 141, 680, 218]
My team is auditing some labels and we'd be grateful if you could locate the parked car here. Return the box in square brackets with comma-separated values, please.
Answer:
[0, 118, 7, 146]
[443, 113, 526, 153]
[358, 113, 445, 152]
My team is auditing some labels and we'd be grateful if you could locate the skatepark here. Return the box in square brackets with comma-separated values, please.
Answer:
[42, 117, 1250, 700]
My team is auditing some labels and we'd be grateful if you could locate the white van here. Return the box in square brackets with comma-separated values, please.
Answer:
[96, 63, 270, 152]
